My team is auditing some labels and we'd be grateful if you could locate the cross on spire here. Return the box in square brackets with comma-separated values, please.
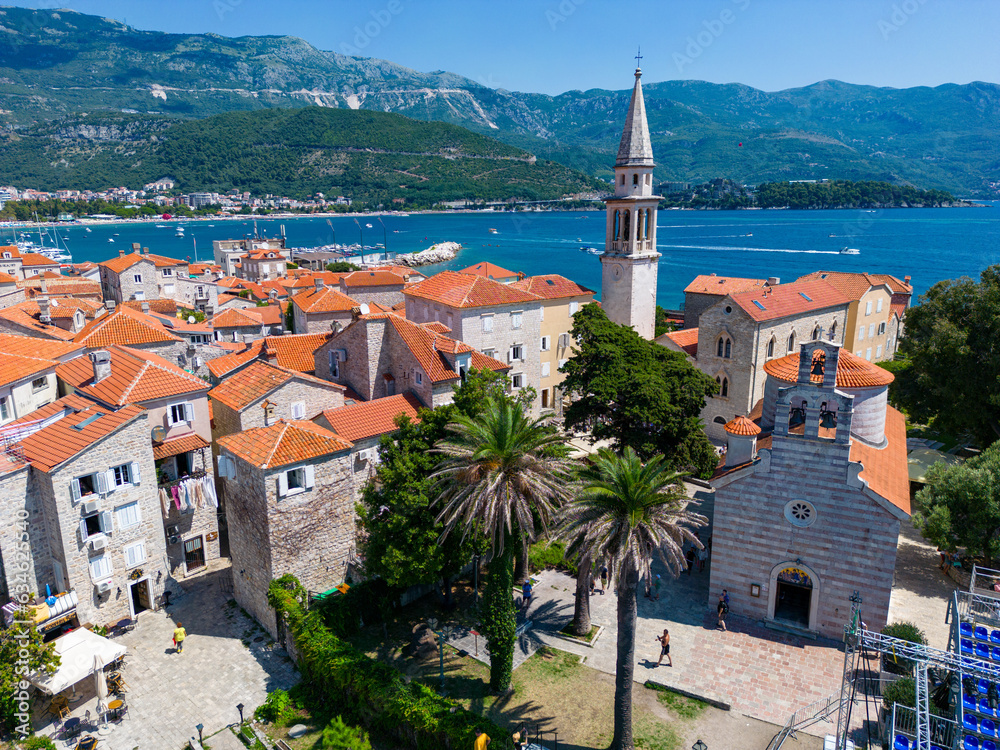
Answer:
[635, 47, 642, 68]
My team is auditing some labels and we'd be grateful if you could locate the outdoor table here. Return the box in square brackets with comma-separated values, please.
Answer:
[64, 717, 82, 736]
[107, 699, 124, 720]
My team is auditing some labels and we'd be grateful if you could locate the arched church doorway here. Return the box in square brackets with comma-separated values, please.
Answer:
[770, 564, 817, 629]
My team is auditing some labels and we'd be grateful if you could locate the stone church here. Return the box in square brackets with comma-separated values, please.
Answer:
[709, 340, 910, 639]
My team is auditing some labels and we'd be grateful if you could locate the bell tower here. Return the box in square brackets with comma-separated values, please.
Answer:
[600, 62, 661, 340]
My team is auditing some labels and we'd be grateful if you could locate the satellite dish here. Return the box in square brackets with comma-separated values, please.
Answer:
[151, 425, 167, 442]
[188, 316, 196, 324]
[359, 303, 370, 315]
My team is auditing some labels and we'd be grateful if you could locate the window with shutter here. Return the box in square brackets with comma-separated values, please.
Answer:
[304, 465, 315, 488]
[482, 315, 493, 333]
[291, 402, 305, 419]
[79, 518, 89, 542]
[96, 471, 108, 496]
[98, 510, 113, 534]
[124, 541, 146, 569]
[184, 403, 194, 423]
[277, 472, 288, 497]
[130, 462, 141, 485]
[115, 502, 141, 529]
[70, 478, 81, 502]
[511, 312, 523, 330]
[105, 469, 116, 493]
[89, 554, 112, 582]
[876, 297, 883, 313]
[541, 362, 551, 377]
[540, 336, 550, 351]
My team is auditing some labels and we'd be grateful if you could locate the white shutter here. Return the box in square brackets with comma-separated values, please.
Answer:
[541, 362, 551, 377]
[291, 402, 305, 419]
[569, 301, 579, 315]
[304, 465, 315, 489]
[184, 403, 194, 423]
[98, 510, 113, 534]
[508, 347, 514, 363]
[70, 478, 81, 502]
[96, 471, 108, 495]
[105, 469, 116, 493]
[130, 462, 141, 485]
[277, 472, 288, 497]
[79, 519, 89, 542]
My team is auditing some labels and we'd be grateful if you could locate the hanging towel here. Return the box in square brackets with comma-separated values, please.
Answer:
[170, 485, 181, 510]
[194, 481, 205, 509]
[182, 480, 193, 511]
[158, 488, 170, 518]
[202, 476, 218, 508]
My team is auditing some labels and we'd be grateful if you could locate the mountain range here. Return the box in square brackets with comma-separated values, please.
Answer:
[1, 6, 998, 197]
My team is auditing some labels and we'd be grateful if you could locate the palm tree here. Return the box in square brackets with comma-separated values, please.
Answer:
[434, 396, 572, 693]
[570, 551, 594, 636]
[559, 447, 707, 750]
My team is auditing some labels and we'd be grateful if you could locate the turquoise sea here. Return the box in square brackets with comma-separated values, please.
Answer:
[21, 204, 1000, 309]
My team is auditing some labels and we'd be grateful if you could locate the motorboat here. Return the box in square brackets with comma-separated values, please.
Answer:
[840, 247, 860, 255]
[488, 228, 498, 234]
[108, 238, 115, 243]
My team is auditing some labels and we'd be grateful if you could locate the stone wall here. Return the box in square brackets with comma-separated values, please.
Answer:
[0, 286, 26, 310]
[339, 285, 404, 308]
[683, 292, 722, 330]
[709, 434, 901, 638]
[160, 450, 220, 577]
[315, 318, 383, 400]
[166, 276, 218, 314]
[296, 308, 354, 336]
[100, 259, 158, 303]
[0, 464, 47, 602]
[40, 413, 167, 626]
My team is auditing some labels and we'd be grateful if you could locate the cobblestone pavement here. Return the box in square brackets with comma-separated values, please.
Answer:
[33, 562, 298, 750]
[888, 520, 959, 649]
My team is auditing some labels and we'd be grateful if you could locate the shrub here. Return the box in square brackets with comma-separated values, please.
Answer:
[321, 716, 372, 750]
[268, 574, 507, 750]
[20, 737, 57, 750]
[528, 540, 578, 576]
[315, 578, 393, 638]
[881, 622, 928, 675]
[254, 688, 295, 724]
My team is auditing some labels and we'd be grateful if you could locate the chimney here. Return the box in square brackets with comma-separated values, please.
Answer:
[141, 301, 150, 314]
[106, 299, 116, 311]
[314, 278, 325, 290]
[37, 296, 51, 324]
[904, 275, 911, 286]
[766, 277, 780, 286]
[39, 276, 47, 294]
[132, 243, 140, 253]
[118, 248, 126, 258]
[90, 350, 112, 383]
[142, 247, 150, 257]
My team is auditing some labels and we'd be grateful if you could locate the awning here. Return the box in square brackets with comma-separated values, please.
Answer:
[153, 433, 210, 460]
[907, 447, 962, 484]
[28, 628, 126, 695]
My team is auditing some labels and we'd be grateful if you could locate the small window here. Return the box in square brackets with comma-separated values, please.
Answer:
[569, 301, 579, 315]
[858, 325, 865, 341]
[511, 311, 523, 330]
[713, 416, 727, 424]
[510, 345, 523, 362]
[541, 362, 551, 377]
[329, 351, 340, 379]
[876, 297, 883, 314]
[784, 500, 816, 528]
[812, 326, 820, 341]
[868, 324, 875, 338]
[724, 339, 731, 358]
[876, 345, 883, 358]
[163, 268, 173, 277]
[415, 371, 423, 385]
[724, 305, 732, 315]
[89, 554, 112, 582]
[512, 373, 524, 389]
[169, 403, 193, 425]
[0, 396, 8, 421]
[865, 347, 872, 361]
[287, 468, 305, 491]
[721, 377, 729, 398]
[291, 401, 306, 419]
[620, 175, 625, 186]
[482, 349, 495, 359]
[84, 513, 102, 537]
[787, 332, 795, 353]
[123, 541, 147, 569]
[632, 174, 638, 185]
[134, 274, 143, 284]
[111, 463, 131, 487]
[540, 336, 550, 352]
[482, 314, 494, 333]
[31, 376, 47, 392]
[115, 501, 141, 529]
[766, 338, 775, 358]
[865, 301, 873, 316]
[878, 322, 886, 335]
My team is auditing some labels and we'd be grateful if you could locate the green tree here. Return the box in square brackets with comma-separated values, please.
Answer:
[326, 261, 360, 272]
[558, 448, 706, 750]
[561, 304, 718, 478]
[894, 266, 1000, 448]
[451, 366, 535, 420]
[321, 715, 373, 750]
[356, 406, 473, 606]
[284, 302, 295, 334]
[434, 398, 572, 693]
[1, 621, 60, 734]
[912, 441, 1000, 563]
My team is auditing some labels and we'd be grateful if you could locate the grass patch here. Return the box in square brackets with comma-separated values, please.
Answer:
[558, 623, 600, 642]
[644, 681, 709, 720]
[634, 713, 683, 750]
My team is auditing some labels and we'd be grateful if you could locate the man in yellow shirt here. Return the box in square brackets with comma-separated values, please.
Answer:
[173, 622, 187, 654]
[474, 729, 490, 750]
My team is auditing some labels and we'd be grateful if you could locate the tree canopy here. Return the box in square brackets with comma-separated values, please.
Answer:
[1, 621, 59, 734]
[893, 265, 1000, 448]
[561, 304, 718, 478]
[912, 441, 1000, 563]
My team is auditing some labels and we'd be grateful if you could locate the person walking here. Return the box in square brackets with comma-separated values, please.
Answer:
[655, 629, 672, 667]
[717, 592, 729, 631]
[521, 580, 532, 610]
[697, 544, 708, 572]
[599, 564, 608, 594]
[685, 547, 696, 575]
[652, 574, 661, 601]
[173, 622, 187, 653]
[474, 729, 491, 750]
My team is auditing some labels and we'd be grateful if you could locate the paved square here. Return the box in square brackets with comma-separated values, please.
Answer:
[32, 563, 298, 750]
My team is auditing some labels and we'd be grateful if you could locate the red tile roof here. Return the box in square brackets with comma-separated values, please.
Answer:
[0, 353, 57, 388]
[0, 305, 77, 340]
[341, 270, 407, 288]
[261, 333, 331, 373]
[98, 252, 148, 274]
[73, 307, 180, 348]
[318, 392, 423, 442]
[152, 433, 211, 460]
[684, 274, 768, 296]
[459, 262, 520, 281]
[208, 360, 294, 411]
[422, 321, 452, 334]
[662, 327, 698, 357]
[57, 345, 208, 405]
[889, 294, 909, 321]
[510, 274, 594, 299]
[763, 347, 894, 389]
[291, 286, 359, 314]
[122, 299, 178, 315]
[724, 415, 761, 436]
[795, 271, 913, 300]
[0, 333, 84, 361]
[20, 253, 60, 268]
[383, 314, 507, 382]
[405, 270, 540, 309]
[257, 303, 287, 327]
[218, 419, 352, 469]
[729, 279, 851, 323]
[10, 395, 146, 473]
[850, 405, 910, 515]
[212, 307, 263, 328]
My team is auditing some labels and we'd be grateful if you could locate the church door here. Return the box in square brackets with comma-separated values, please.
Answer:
[774, 567, 813, 628]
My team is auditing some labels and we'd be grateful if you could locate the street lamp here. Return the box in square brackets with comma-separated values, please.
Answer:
[376, 216, 388, 261]
[427, 618, 454, 696]
[692, 741, 708, 750]
[353, 218, 364, 261]
[236, 703, 245, 724]
[196, 723, 204, 744]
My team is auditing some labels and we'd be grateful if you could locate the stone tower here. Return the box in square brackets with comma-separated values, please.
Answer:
[600, 66, 661, 340]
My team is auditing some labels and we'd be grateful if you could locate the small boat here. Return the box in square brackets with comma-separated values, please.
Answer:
[84, 228, 92, 232]
[365, 223, 373, 228]
[840, 247, 860, 255]
[108, 238, 115, 243]
[829, 233, 836, 237]
[581, 246, 599, 253]
[488, 228, 498, 234]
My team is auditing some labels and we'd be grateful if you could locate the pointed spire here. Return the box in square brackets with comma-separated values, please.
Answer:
[616, 68, 654, 167]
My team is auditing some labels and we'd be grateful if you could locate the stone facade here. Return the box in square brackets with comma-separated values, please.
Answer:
[166, 275, 218, 314]
[339, 283, 405, 308]
[99, 258, 159, 304]
[844, 286, 894, 362]
[159, 448, 219, 579]
[293, 305, 354, 336]
[222, 447, 355, 637]
[695, 299, 848, 441]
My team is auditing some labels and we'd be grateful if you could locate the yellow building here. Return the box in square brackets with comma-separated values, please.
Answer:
[510, 274, 595, 414]
[796, 272, 912, 362]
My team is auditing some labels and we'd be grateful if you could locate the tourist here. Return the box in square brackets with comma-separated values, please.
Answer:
[521, 580, 532, 609]
[474, 729, 491, 750]
[717, 592, 729, 631]
[697, 544, 708, 572]
[173, 621, 187, 653]
[655, 628, 672, 667]
[512, 731, 525, 750]
[653, 574, 661, 601]
[686, 547, 696, 575]
[600, 564, 609, 594]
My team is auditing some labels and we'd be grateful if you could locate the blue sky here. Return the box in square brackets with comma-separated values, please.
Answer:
[13, 0, 1000, 94]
